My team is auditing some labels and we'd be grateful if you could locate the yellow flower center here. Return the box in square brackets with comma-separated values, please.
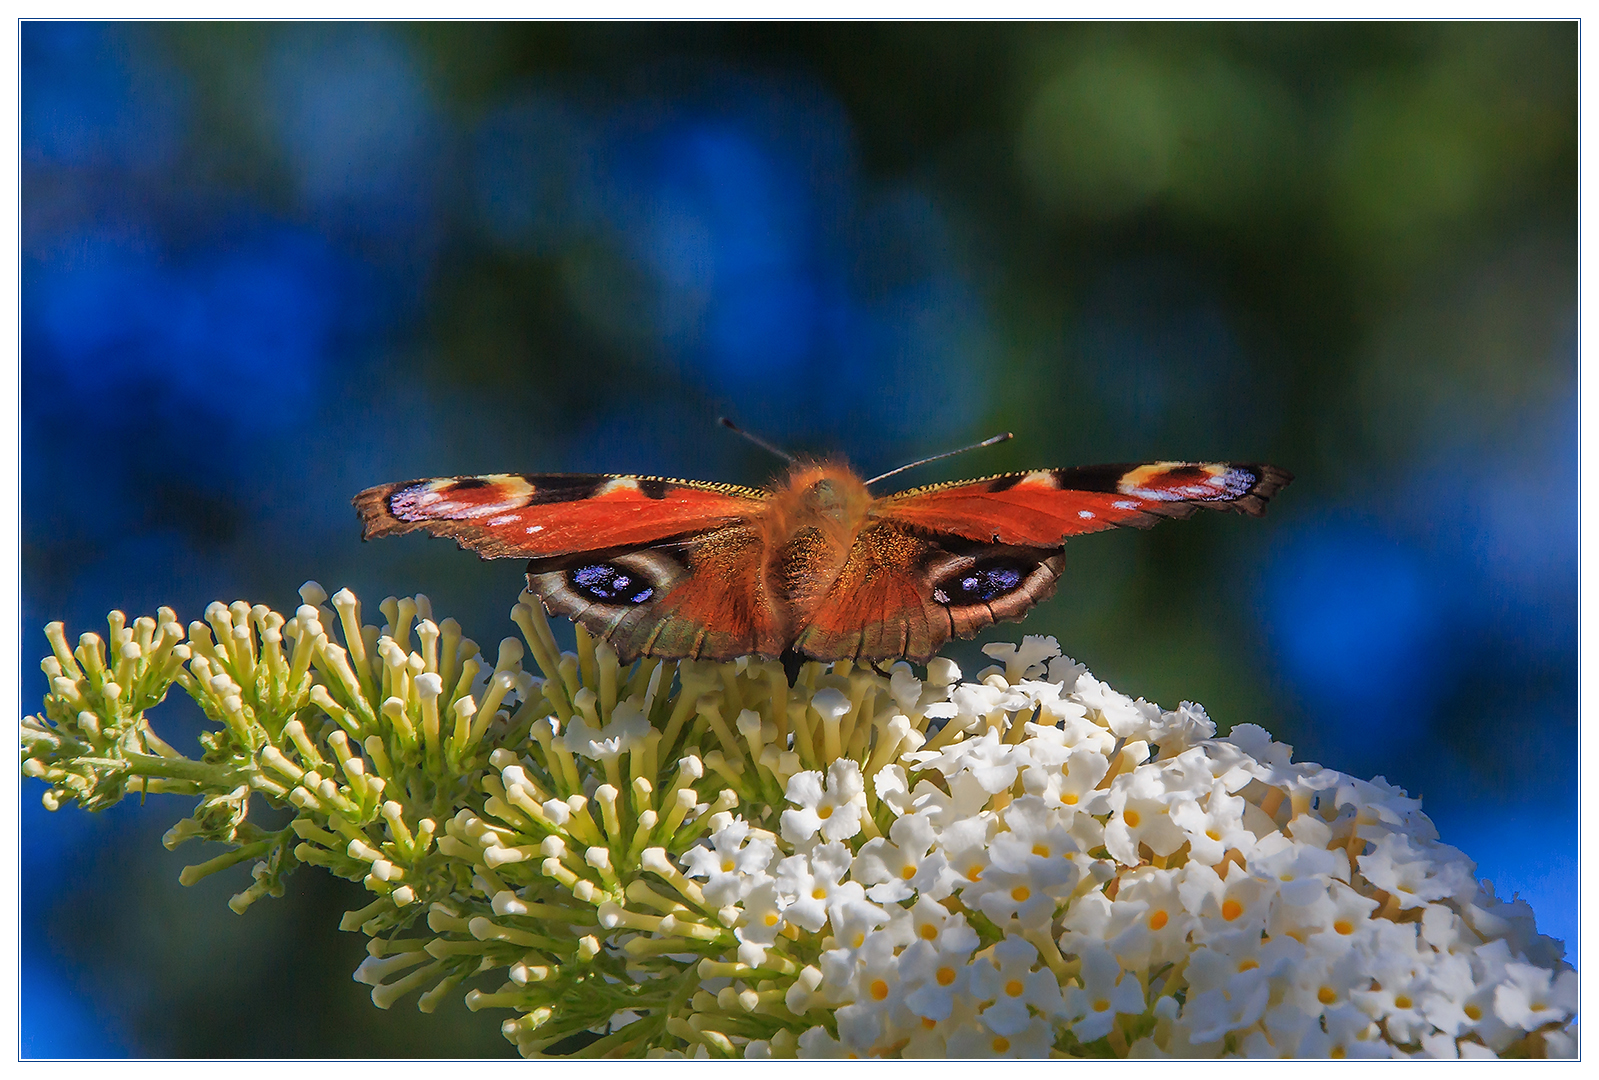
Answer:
[1333, 919, 1354, 935]
[1032, 843, 1051, 858]
[920, 923, 938, 941]
[870, 979, 889, 1001]
[1093, 998, 1111, 1012]
[1221, 899, 1243, 921]
[1006, 979, 1024, 997]
[922, 1017, 938, 1030]
[1394, 995, 1412, 1010]
[901, 865, 918, 880]
[936, 966, 956, 987]
[991, 1036, 1011, 1053]
[1330, 1047, 1346, 1059]
[1148, 910, 1169, 930]
[813, 887, 827, 900]
[1206, 828, 1221, 841]
[1124, 809, 1141, 827]
[721, 859, 735, 873]
[1464, 1004, 1483, 1021]
[965, 863, 983, 881]
[1318, 986, 1337, 1005]
[1238, 959, 1260, 972]
[851, 932, 865, 948]
[818, 804, 833, 820]
[1062, 792, 1079, 805]
[764, 913, 779, 927]
[1011, 885, 1030, 902]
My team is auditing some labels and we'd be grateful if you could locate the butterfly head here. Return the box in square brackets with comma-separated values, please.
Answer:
[778, 461, 872, 526]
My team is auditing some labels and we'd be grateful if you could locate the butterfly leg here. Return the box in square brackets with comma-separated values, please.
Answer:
[778, 648, 807, 688]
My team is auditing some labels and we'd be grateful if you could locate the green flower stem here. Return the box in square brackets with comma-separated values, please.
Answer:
[177, 836, 277, 886]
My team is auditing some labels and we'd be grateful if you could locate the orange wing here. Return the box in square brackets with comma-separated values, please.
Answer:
[523, 523, 789, 662]
[354, 473, 768, 558]
[788, 462, 1292, 664]
[875, 462, 1292, 546]
[355, 473, 784, 662]
[790, 524, 1065, 664]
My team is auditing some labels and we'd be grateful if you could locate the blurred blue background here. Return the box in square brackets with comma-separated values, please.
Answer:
[20, 22, 1576, 1056]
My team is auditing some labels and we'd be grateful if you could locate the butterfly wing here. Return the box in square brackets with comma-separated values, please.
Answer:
[875, 462, 1292, 546]
[354, 473, 768, 557]
[355, 473, 784, 661]
[524, 523, 791, 662]
[791, 462, 1291, 663]
[790, 523, 1065, 663]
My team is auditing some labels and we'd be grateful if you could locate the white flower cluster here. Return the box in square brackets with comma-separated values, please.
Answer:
[672, 637, 1575, 1058]
[24, 587, 1575, 1059]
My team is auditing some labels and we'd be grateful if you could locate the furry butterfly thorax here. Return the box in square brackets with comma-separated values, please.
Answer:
[355, 456, 1290, 666]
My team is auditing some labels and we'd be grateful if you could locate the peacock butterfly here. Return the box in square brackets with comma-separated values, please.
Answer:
[354, 448, 1289, 666]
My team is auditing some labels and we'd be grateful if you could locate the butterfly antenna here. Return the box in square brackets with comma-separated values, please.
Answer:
[866, 432, 1014, 487]
[718, 417, 795, 464]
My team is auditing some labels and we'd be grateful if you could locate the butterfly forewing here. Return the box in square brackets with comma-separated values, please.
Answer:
[354, 473, 768, 559]
[875, 462, 1292, 547]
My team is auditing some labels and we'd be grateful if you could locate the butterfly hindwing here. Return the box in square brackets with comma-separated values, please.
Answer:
[525, 525, 786, 662]
[354, 473, 768, 559]
[790, 523, 1065, 663]
[875, 462, 1292, 547]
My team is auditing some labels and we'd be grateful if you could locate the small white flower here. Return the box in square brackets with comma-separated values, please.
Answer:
[830, 929, 909, 1054]
[936, 816, 994, 893]
[990, 796, 1079, 888]
[1300, 879, 1382, 951]
[910, 726, 1023, 795]
[889, 664, 923, 712]
[944, 1013, 1056, 1058]
[735, 878, 786, 966]
[969, 936, 1065, 1036]
[853, 812, 953, 902]
[554, 704, 650, 758]
[780, 758, 865, 844]
[776, 842, 854, 933]
[1492, 962, 1579, 1031]
[980, 635, 1061, 684]
[1168, 780, 1254, 867]
[964, 864, 1061, 930]
[1055, 745, 1111, 812]
[1103, 767, 1189, 866]
[1102, 867, 1195, 971]
[1322, 1002, 1395, 1058]
[1358, 830, 1477, 909]
[796, 1025, 851, 1058]
[1181, 865, 1274, 942]
[1147, 700, 1216, 757]
[828, 890, 891, 952]
[680, 817, 776, 906]
[1352, 972, 1432, 1045]
[1073, 672, 1160, 738]
[900, 770, 992, 830]
[900, 933, 981, 1023]
[1063, 942, 1146, 1043]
